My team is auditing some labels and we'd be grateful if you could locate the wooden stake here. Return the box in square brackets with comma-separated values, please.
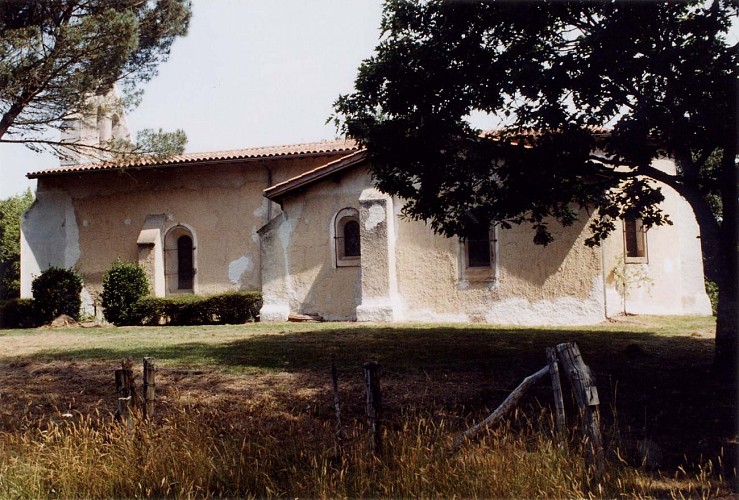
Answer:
[556, 342, 605, 477]
[453, 366, 548, 449]
[546, 347, 567, 441]
[143, 357, 156, 420]
[330, 355, 344, 450]
[363, 361, 382, 455]
[114, 359, 135, 426]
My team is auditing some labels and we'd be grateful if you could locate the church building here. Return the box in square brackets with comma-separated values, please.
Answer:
[20, 99, 712, 324]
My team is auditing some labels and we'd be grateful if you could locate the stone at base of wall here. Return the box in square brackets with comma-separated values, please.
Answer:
[356, 302, 398, 322]
[259, 303, 290, 322]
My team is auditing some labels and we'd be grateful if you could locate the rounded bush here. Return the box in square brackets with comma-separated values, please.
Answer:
[102, 261, 149, 325]
[31, 267, 83, 323]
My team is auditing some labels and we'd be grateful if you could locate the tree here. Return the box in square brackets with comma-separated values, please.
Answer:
[0, 188, 34, 300]
[0, 0, 191, 160]
[335, 0, 737, 368]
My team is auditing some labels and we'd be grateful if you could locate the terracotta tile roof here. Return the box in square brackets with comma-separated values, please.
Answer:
[27, 139, 358, 179]
[264, 149, 368, 202]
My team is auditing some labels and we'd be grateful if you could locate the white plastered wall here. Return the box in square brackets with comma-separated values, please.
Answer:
[601, 158, 711, 316]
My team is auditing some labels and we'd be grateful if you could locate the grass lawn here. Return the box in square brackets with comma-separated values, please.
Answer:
[0, 315, 735, 497]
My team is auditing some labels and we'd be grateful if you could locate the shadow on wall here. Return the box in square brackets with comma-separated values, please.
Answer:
[501, 217, 590, 288]
[293, 259, 361, 321]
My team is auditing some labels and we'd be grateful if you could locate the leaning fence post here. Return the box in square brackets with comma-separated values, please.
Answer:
[143, 357, 156, 420]
[363, 361, 382, 455]
[556, 342, 605, 477]
[546, 346, 567, 441]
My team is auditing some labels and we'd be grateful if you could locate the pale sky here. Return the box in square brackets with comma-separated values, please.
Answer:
[0, 1, 385, 199]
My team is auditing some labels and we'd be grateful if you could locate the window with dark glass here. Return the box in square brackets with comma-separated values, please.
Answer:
[467, 225, 492, 268]
[177, 235, 194, 289]
[343, 220, 361, 257]
[623, 218, 647, 262]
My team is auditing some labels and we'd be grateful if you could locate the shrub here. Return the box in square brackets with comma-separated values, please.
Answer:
[132, 291, 261, 326]
[208, 291, 262, 324]
[705, 278, 718, 316]
[31, 267, 83, 323]
[102, 261, 150, 326]
[0, 298, 40, 328]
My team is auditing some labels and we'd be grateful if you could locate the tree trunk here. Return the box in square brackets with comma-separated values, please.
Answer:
[665, 152, 736, 373]
[714, 144, 738, 372]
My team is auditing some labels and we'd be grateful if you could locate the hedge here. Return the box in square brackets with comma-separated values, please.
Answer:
[0, 298, 40, 329]
[132, 291, 262, 326]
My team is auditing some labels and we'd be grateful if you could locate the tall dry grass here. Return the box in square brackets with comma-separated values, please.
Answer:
[0, 401, 729, 499]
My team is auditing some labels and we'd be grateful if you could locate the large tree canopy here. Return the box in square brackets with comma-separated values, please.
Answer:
[335, 0, 737, 366]
[0, 0, 191, 159]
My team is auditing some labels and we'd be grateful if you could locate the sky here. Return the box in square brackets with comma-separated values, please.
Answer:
[0, 1, 385, 199]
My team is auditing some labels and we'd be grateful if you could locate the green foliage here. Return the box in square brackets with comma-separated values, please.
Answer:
[133, 291, 262, 326]
[335, 0, 738, 364]
[0, 0, 191, 157]
[101, 261, 150, 326]
[705, 279, 719, 316]
[610, 257, 654, 316]
[31, 267, 83, 323]
[0, 298, 39, 328]
[0, 189, 34, 299]
[135, 128, 187, 159]
[334, 1, 735, 245]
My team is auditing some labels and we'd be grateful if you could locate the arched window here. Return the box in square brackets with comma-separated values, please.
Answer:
[334, 208, 360, 267]
[111, 114, 121, 140]
[97, 106, 111, 143]
[165, 225, 196, 293]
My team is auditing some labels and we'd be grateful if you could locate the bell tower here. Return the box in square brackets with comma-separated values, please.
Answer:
[60, 86, 131, 166]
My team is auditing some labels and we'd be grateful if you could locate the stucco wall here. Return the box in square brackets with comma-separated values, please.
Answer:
[260, 169, 366, 321]
[259, 160, 710, 325]
[261, 166, 607, 325]
[21, 154, 343, 308]
[601, 159, 711, 316]
[393, 206, 606, 325]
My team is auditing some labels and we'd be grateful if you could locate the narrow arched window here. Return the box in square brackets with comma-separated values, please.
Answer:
[165, 225, 196, 294]
[177, 235, 194, 289]
[334, 208, 360, 267]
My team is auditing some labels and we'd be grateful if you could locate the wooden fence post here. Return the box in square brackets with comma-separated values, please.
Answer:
[330, 355, 344, 450]
[546, 347, 567, 441]
[115, 359, 135, 425]
[143, 357, 156, 420]
[363, 361, 382, 455]
[556, 342, 605, 477]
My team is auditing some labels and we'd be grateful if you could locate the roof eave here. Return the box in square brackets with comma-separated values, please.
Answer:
[264, 150, 368, 202]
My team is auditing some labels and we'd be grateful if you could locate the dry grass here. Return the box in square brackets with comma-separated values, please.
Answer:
[0, 403, 729, 499]
[0, 316, 735, 498]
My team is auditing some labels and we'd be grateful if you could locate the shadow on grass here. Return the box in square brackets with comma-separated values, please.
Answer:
[23, 325, 714, 375]
[6, 324, 736, 473]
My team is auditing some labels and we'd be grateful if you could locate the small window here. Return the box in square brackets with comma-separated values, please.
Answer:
[335, 208, 360, 267]
[623, 218, 648, 263]
[461, 223, 496, 283]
